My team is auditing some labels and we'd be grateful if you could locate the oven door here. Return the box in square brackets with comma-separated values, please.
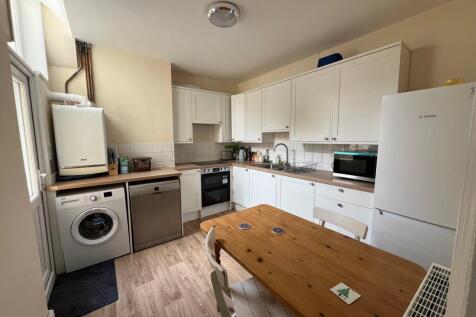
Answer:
[201, 171, 230, 207]
[333, 152, 377, 182]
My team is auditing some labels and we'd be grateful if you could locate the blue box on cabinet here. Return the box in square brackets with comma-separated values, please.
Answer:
[317, 53, 343, 68]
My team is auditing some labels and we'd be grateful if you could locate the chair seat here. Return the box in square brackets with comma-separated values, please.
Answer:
[230, 277, 294, 317]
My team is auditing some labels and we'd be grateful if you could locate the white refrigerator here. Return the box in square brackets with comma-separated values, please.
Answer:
[373, 82, 475, 270]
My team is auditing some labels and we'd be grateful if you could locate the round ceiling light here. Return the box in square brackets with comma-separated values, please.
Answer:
[207, 2, 240, 28]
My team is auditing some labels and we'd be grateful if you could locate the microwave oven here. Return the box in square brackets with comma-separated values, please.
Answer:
[333, 151, 377, 182]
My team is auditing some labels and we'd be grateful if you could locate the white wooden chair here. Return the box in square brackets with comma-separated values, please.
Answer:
[314, 207, 368, 241]
[205, 227, 294, 317]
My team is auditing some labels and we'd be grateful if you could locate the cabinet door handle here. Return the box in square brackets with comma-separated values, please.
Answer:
[245, 169, 248, 171]
[310, 182, 315, 186]
[324, 137, 329, 141]
[272, 175, 275, 178]
[337, 203, 343, 208]
[285, 125, 289, 129]
[258, 138, 261, 141]
[189, 137, 192, 141]
[338, 188, 344, 193]
[332, 137, 337, 141]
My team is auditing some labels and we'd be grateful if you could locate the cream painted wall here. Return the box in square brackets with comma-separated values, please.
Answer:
[43, 7, 174, 144]
[238, 0, 476, 92]
[172, 70, 237, 94]
[0, 31, 49, 317]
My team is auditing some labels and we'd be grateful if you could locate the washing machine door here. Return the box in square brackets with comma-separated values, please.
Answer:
[71, 207, 119, 245]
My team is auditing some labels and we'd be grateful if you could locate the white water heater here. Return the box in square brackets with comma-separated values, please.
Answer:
[52, 104, 108, 176]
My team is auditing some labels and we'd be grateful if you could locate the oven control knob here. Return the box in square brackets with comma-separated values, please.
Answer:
[89, 195, 97, 201]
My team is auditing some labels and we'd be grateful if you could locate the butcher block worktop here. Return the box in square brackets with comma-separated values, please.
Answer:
[46, 168, 182, 192]
[176, 161, 375, 193]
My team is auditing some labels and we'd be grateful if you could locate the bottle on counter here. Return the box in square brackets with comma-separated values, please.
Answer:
[119, 157, 129, 174]
[264, 149, 270, 163]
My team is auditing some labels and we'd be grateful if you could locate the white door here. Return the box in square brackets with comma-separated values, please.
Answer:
[231, 93, 246, 142]
[262, 80, 291, 132]
[278, 176, 315, 221]
[173, 87, 193, 143]
[180, 169, 202, 214]
[232, 166, 250, 208]
[245, 90, 262, 142]
[193, 91, 220, 124]
[291, 67, 334, 143]
[217, 95, 232, 142]
[250, 170, 277, 207]
[11, 65, 54, 294]
[333, 46, 401, 143]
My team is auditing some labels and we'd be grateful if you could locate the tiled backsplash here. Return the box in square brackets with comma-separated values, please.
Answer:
[109, 141, 175, 169]
[175, 142, 231, 163]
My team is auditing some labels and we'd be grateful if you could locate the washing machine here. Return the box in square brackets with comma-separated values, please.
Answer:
[55, 185, 131, 272]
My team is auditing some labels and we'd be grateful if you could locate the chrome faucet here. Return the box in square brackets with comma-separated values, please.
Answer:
[273, 143, 289, 165]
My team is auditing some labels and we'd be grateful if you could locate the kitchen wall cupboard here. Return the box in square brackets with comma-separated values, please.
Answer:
[192, 90, 220, 124]
[291, 67, 335, 143]
[250, 169, 278, 207]
[232, 166, 250, 208]
[231, 93, 246, 142]
[262, 80, 292, 132]
[315, 182, 374, 244]
[215, 95, 232, 143]
[180, 169, 202, 214]
[245, 90, 263, 142]
[172, 87, 193, 143]
[277, 176, 315, 221]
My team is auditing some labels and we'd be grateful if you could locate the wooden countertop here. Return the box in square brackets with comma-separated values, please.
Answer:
[176, 161, 375, 193]
[201, 205, 425, 317]
[46, 168, 182, 192]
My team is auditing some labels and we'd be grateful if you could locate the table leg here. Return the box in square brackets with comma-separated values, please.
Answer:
[214, 243, 222, 265]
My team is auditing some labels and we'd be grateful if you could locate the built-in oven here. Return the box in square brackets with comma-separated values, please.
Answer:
[333, 151, 377, 182]
[201, 166, 230, 207]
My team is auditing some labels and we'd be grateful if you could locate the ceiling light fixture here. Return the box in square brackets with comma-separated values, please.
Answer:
[207, 2, 240, 28]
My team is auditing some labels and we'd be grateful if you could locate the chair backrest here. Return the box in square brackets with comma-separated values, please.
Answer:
[314, 207, 368, 241]
[204, 227, 232, 317]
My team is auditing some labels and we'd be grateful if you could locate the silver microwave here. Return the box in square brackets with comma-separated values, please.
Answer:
[333, 151, 377, 183]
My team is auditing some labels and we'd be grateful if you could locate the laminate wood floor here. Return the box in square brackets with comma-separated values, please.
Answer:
[85, 212, 250, 317]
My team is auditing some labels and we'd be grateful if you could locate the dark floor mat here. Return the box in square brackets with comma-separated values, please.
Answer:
[48, 260, 118, 317]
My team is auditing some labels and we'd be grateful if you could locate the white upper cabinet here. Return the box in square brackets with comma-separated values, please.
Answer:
[192, 91, 220, 124]
[231, 93, 246, 142]
[262, 80, 292, 132]
[250, 169, 278, 207]
[291, 67, 335, 143]
[332, 45, 409, 143]
[172, 87, 193, 143]
[215, 95, 232, 143]
[245, 90, 263, 142]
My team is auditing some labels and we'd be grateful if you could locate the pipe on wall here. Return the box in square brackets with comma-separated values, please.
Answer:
[65, 40, 95, 102]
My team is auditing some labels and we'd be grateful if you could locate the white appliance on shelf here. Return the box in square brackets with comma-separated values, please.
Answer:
[373, 82, 475, 270]
[55, 185, 130, 272]
[52, 104, 108, 176]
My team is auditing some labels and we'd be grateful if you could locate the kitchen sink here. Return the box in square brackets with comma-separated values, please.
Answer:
[256, 163, 314, 174]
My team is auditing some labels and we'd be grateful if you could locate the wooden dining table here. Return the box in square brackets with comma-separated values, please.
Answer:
[200, 204, 426, 317]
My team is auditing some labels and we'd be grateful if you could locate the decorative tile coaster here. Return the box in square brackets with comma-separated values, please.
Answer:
[238, 223, 251, 230]
[271, 227, 285, 235]
[330, 283, 361, 305]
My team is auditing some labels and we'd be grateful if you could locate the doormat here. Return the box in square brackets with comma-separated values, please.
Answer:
[48, 260, 118, 317]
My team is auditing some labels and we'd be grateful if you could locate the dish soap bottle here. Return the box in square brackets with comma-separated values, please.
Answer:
[264, 149, 270, 163]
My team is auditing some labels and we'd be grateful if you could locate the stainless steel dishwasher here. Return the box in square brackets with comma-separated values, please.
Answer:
[129, 179, 182, 251]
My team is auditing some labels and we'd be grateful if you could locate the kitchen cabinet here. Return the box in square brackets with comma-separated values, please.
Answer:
[290, 67, 334, 143]
[262, 80, 292, 132]
[232, 166, 250, 208]
[192, 91, 220, 124]
[215, 95, 232, 143]
[231, 93, 246, 142]
[250, 169, 278, 207]
[332, 45, 409, 143]
[172, 87, 193, 143]
[245, 90, 263, 142]
[278, 176, 315, 221]
[180, 169, 202, 214]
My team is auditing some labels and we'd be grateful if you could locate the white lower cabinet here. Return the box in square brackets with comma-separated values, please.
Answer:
[232, 166, 250, 208]
[180, 169, 202, 214]
[250, 169, 278, 207]
[277, 176, 315, 221]
[314, 184, 374, 244]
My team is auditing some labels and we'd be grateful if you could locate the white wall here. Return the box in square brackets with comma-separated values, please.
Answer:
[0, 25, 49, 317]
